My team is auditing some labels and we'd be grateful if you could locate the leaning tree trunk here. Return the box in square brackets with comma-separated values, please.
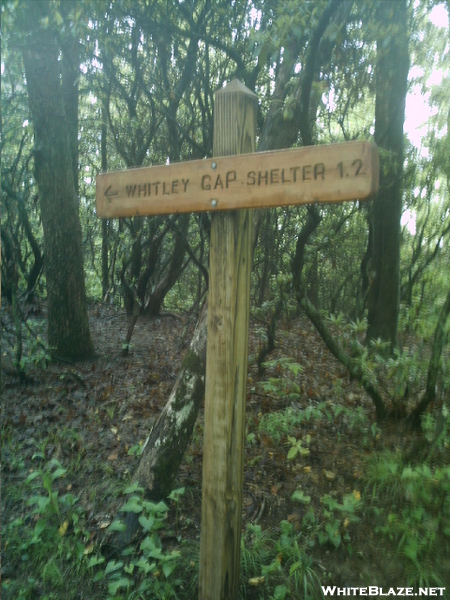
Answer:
[366, 0, 409, 350]
[291, 207, 387, 420]
[22, 3, 94, 360]
[116, 303, 207, 546]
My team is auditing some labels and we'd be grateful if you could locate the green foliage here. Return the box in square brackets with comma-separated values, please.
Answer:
[364, 444, 450, 587]
[240, 521, 323, 600]
[317, 492, 362, 552]
[259, 358, 304, 403]
[327, 312, 449, 412]
[257, 372, 375, 447]
[258, 406, 313, 443]
[291, 489, 311, 505]
[421, 404, 450, 454]
[86, 483, 185, 599]
[287, 434, 311, 460]
[2, 458, 91, 598]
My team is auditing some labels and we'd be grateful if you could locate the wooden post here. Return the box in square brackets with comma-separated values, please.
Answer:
[198, 80, 257, 599]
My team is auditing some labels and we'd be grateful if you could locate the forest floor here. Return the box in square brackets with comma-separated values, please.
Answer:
[2, 302, 448, 599]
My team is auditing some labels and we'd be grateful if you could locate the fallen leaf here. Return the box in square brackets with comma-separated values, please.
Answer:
[249, 576, 265, 586]
[107, 451, 118, 461]
[84, 543, 95, 555]
[111, 426, 118, 435]
[323, 469, 336, 480]
[287, 513, 302, 524]
[99, 520, 111, 529]
[271, 483, 282, 495]
[58, 520, 69, 536]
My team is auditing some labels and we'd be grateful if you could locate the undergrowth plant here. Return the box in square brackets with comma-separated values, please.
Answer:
[259, 358, 304, 403]
[363, 444, 450, 587]
[240, 521, 323, 600]
[88, 481, 186, 599]
[2, 458, 91, 599]
[317, 491, 362, 553]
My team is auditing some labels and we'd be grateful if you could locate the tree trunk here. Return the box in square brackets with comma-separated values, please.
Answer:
[22, 5, 94, 360]
[144, 214, 190, 316]
[367, 0, 409, 350]
[116, 303, 207, 546]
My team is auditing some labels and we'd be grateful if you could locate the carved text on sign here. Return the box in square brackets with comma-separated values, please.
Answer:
[96, 141, 378, 217]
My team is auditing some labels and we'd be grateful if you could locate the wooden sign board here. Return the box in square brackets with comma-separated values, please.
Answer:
[96, 140, 378, 218]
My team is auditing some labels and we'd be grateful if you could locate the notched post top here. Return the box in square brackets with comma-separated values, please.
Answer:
[213, 79, 257, 159]
[216, 78, 258, 99]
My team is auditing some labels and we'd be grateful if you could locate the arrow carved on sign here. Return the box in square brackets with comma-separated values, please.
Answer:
[104, 185, 118, 202]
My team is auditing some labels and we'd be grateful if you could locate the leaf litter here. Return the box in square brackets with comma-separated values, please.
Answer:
[1, 303, 427, 589]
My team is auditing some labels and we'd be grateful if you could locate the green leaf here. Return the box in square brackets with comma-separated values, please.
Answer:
[274, 584, 287, 599]
[287, 446, 298, 460]
[34, 496, 51, 513]
[291, 490, 311, 504]
[135, 558, 156, 574]
[153, 500, 169, 513]
[149, 547, 164, 560]
[168, 487, 185, 501]
[105, 560, 123, 575]
[162, 560, 177, 578]
[138, 514, 155, 532]
[109, 520, 126, 532]
[88, 555, 105, 568]
[289, 560, 303, 575]
[403, 540, 418, 561]
[34, 519, 47, 538]
[286, 362, 303, 376]
[42, 473, 53, 493]
[52, 467, 67, 480]
[25, 471, 41, 484]
[124, 482, 144, 494]
[324, 522, 342, 548]
[54, 10, 63, 26]
[108, 577, 131, 596]
[119, 496, 143, 513]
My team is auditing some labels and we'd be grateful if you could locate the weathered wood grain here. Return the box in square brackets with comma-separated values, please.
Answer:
[198, 79, 256, 600]
[96, 139, 378, 217]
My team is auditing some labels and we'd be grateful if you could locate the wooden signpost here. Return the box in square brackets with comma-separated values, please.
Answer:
[96, 79, 379, 600]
